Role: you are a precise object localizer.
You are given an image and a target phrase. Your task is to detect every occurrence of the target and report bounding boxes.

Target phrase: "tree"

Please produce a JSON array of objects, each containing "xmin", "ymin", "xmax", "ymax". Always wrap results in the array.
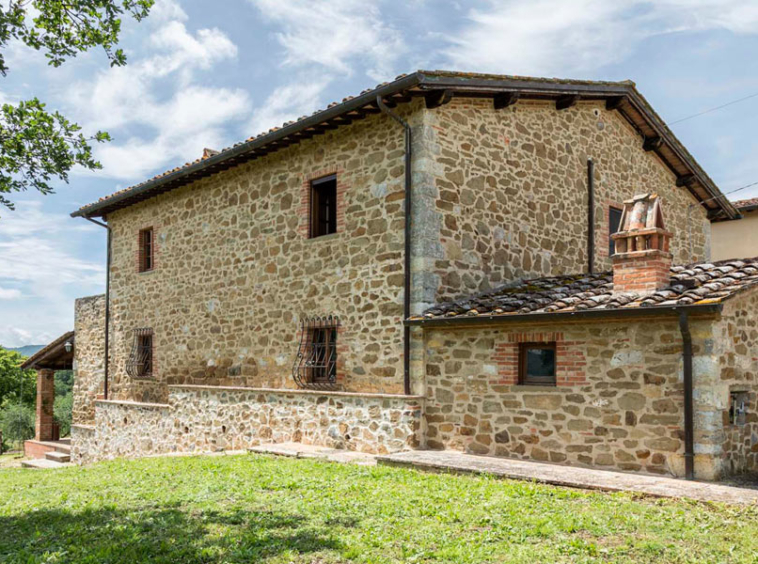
[
  {"xmin": 0, "ymin": 0, "xmax": 153, "ymax": 211},
  {"xmin": 0, "ymin": 346, "xmax": 35, "ymax": 407}
]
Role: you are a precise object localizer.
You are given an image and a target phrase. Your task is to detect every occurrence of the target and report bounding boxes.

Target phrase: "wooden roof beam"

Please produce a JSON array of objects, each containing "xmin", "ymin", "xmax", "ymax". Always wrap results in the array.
[
  {"xmin": 643, "ymin": 136, "xmax": 663, "ymax": 152},
  {"xmin": 605, "ymin": 96, "xmax": 626, "ymax": 111},
  {"xmin": 676, "ymin": 174, "xmax": 696, "ymax": 188},
  {"xmin": 425, "ymin": 89, "xmax": 453, "ymax": 109},
  {"xmin": 556, "ymin": 95, "xmax": 580, "ymax": 110},
  {"xmin": 493, "ymin": 92, "xmax": 519, "ymax": 110}
]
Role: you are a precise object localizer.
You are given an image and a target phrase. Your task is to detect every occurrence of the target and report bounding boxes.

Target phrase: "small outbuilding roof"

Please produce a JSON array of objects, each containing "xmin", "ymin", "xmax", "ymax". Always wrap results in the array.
[
  {"xmin": 411, "ymin": 258, "xmax": 758, "ymax": 326},
  {"xmin": 20, "ymin": 331, "xmax": 75, "ymax": 370},
  {"xmin": 732, "ymin": 198, "xmax": 758, "ymax": 213},
  {"xmin": 72, "ymin": 70, "xmax": 738, "ymax": 221}
]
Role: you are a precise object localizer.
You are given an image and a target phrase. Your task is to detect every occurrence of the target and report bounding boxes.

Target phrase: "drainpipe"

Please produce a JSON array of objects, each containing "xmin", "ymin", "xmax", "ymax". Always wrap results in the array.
[
  {"xmin": 678, "ymin": 310, "xmax": 695, "ymax": 480},
  {"xmin": 376, "ymin": 95, "xmax": 412, "ymax": 396},
  {"xmin": 85, "ymin": 217, "xmax": 111, "ymax": 400},
  {"xmin": 587, "ymin": 158, "xmax": 595, "ymax": 274}
]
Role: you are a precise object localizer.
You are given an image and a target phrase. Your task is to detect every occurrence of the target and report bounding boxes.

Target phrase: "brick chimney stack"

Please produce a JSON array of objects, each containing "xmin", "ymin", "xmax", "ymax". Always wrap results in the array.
[{"xmin": 611, "ymin": 193, "xmax": 673, "ymax": 294}]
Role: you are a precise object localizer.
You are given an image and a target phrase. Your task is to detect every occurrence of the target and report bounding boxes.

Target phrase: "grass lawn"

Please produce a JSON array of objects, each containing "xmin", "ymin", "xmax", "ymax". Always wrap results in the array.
[
  {"xmin": 1, "ymin": 454, "xmax": 757, "ymax": 563},
  {"xmin": 0, "ymin": 451, "xmax": 25, "ymax": 469}
]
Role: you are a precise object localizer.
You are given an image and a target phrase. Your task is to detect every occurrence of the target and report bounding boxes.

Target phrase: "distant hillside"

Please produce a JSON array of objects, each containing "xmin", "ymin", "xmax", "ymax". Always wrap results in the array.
[{"xmin": 3, "ymin": 344, "xmax": 45, "ymax": 357}]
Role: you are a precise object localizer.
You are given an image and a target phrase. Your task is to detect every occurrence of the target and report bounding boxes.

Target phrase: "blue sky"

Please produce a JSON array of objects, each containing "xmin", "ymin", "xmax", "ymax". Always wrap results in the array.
[{"xmin": 1, "ymin": 0, "xmax": 758, "ymax": 347}]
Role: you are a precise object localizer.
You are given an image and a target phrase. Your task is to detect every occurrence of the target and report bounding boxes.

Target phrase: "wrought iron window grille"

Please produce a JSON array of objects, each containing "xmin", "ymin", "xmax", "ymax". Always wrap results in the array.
[
  {"xmin": 293, "ymin": 316, "xmax": 340, "ymax": 389},
  {"xmin": 126, "ymin": 328, "xmax": 153, "ymax": 379}
]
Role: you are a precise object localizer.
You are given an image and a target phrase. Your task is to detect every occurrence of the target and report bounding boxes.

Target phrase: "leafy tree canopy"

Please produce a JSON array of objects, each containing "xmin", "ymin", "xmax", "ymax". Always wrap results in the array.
[
  {"xmin": 0, "ymin": 0, "xmax": 153, "ymax": 211},
  {"xmin": 0, "ymin": 346, "xmax": 35, "ymax": 407}
]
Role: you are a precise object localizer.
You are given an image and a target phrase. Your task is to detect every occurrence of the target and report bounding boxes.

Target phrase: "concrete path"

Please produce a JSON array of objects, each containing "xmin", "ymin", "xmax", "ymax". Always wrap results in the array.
[
  {"xmin": 377, "ymin": 450, "xmax": 758, "ymax": 506},
  {"xmin": 249, "ymin": 442, "xmax": 377, "ymax": 466}
]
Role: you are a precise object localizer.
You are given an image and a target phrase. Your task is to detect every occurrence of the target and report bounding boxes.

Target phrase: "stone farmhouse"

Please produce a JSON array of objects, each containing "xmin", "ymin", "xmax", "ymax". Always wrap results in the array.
[
  {"xmin": 713, "ymin": 198, "xmax": 758, "ymax": 261},
  {"xmin": 21, "ymin": 71, "xmax": 758, "ymax": 480}
]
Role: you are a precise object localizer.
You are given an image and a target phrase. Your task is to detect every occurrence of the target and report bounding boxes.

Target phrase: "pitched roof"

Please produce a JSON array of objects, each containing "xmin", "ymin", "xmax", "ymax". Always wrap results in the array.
[
  {"xmin": 733, "ymin": 198, "xmax": 758, "ymax": 212},
  {"xmin": 72, "ymin": 70, "xmax": 738, "ymax": 221},
  {"xmin": 20, "ymin": 331, "xmax": 75, "ymax": 370},
  {"xmin": 413, "ymin": 258, "xmax": 758, "ymax": 324}
]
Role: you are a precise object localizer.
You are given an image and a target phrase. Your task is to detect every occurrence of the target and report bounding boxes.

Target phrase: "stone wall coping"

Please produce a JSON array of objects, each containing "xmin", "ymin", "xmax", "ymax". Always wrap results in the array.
[
  {"xmin": 168, "ymin": 384, "xmax": 424, "ymax": 401},
  {"xmin": 71, "ymin": 423, "xmax": 95, "ymax": 431},
  {"xmin": 511, "ymin": 385, "xmax": 568, "ymax": 393},
  {"xmin": 95, "ymin": 399, "xmax": 171, "ymax": 409}
]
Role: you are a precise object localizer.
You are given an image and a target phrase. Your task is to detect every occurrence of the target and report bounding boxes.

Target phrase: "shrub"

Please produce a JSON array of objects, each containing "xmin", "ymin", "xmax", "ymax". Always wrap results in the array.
[
  {"xmin": 54, "ymin": 393, "xmax": 73, "ymax": 438},
  {"xmin": 0, "ymin": 403, "xmax": 35, "ymax": 446}
]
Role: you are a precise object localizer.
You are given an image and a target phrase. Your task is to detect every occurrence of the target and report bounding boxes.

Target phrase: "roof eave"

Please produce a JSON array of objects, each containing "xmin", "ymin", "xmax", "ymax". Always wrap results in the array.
[{"xmin": 406, "ymin": 302, "xmax": 723, "ymax": 329}]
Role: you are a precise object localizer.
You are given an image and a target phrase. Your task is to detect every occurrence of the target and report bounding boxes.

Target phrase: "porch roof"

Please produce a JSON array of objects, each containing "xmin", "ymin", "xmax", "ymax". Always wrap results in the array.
[{"xmin": 20, "ymin": 331, "xmax": 75, "ymax": 370}]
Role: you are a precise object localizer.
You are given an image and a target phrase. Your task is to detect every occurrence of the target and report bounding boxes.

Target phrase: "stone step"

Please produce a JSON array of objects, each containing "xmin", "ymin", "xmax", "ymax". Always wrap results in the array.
[
  {"xmin": 21, "ymin": 458, "xmax": 71, "ymax": 469},
  {"xmin": 35, "ymin": 441, "xmax": 71, "ymax": 454},
  {"xmin": 45, "ymin": 451, "xmax": 71, "ymax": 463},
  {"xmin": 248, "ymin": 442, "xmax": 376, "ymax": 466}
]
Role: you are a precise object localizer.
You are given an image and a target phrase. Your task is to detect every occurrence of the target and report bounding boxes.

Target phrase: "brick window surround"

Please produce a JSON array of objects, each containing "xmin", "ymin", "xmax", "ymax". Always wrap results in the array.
[
  {"xmin": 136, "ymin": 226, "xmax": 159, "ymax": 273},
  {"xmin": 299, "ymin": 169, "xmax": 346, "ymax": 238},
  {"xmin": 597, "ymin": 200, "xmax": 624, "ymax": 261},
  {"xmin": 494, "ymin": 332, "xmax": 587, "ymax": 386}
]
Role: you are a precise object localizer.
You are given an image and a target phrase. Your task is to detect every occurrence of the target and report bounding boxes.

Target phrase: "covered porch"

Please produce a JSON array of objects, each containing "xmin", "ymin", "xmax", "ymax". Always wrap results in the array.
[{"xmin": 20, "ymin": 331, "xmax": 74, "ymax": 462}]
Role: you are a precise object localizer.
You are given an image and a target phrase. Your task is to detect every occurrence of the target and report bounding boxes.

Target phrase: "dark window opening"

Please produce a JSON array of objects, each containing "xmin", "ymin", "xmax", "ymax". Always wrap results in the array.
[
  {"xmin": 293, "ymin": 316, "xmax": 340, "ymax": 389},
  {"xmin": 608, "ymin": 207, "xmax": 623, "ymax": 256},
  {"xmin": 126, "ymin": 328, "xmax": 153, "ymax": 378},
  {"xmin": 729, "ymin": 391, "xmax": 748, "ymax": 426},
  {"xmin": 519, "ymin": 343, "xmax": 557, "ymax": 386},
  {"xmin": 310, "ymin": 175, "xmax": 337, "ymax": 238},
  {"xmin": 139, "ymin": 228, "xmax": 154, "ymax": 272}
]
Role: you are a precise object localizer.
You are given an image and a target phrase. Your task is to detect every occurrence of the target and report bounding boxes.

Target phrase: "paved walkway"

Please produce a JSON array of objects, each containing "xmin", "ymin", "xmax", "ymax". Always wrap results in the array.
[
  {"xmin": 247, "ymin": 442, "xmax": 758, "ymax": 505},
  {"xmin": 377, "ymin": 450, "xmax": 758, "ymax": 506}
]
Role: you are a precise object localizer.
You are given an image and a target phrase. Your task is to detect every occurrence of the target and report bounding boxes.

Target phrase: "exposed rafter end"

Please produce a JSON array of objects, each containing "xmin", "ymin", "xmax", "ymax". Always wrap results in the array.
[
  {"xmin": 424, "ymin": 89, "xmax": 453, "ymax": 109},
  {"xmin": 643, "ymin": 136, "xmax": 663, "ymax": 152},
  {"xmin": 556, "ymin": 94, "xmax": 580, "ymax": 110},
  {"xmin": 493, "ymin": 91, "xmax": 519, "ymax": 110},
  {"xmin": 605, "ymin": 96, "xmax": 626, "ymax": 111},
  {"xmin": 676, "ymin": 174, "xmax": 696, "ymax": 188}
]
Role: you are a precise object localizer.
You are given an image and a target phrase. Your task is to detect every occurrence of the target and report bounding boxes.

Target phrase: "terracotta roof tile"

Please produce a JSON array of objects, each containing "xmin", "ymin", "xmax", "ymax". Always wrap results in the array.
[
  {"xmin": 417, "ymin": 258, "xmax": 758, "ymax": 320},
  {"xmin": 733, "ymin": 198, "xmax": 758, "ymax": 210}
]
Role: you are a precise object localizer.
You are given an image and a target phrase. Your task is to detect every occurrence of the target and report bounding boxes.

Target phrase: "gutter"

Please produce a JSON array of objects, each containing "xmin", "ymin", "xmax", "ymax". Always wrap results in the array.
[
  {"xmin": 678, "ymin": 310, "xmax": 695, "ymax": 480},
  {"xmin": 587, "ymin": 158, "xmax": 595, "ymax": 273},
  {"xmin": 376, "ymin": 95, "xmax": 413, "ymax": 396},
  {"xmin": 405, "ymin": 303, "xmax": 723, "ymax": 328},
  {"xmin": 84, "ymin": 217, "xmax": 111, "ymax": 400}
]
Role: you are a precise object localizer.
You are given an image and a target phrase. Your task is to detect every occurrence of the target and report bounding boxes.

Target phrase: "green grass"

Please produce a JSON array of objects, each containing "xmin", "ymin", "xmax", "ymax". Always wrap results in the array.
[{"xmin": 1, "ymin": 454, "xmax": 757, "ymax": 563}]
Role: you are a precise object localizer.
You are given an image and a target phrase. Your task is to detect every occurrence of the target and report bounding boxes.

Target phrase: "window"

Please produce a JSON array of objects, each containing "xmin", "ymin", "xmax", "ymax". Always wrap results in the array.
[
  {"xmin": 729, "ymin": 391, "xmax": 749, "ymax": 426},
  {"xmin": 608, "ymin": 206, "xmax": 623, "ymax": 256},
  {"xmin": 293, "ymin": 316, "xmax": 339, "ymax": 388},
  {"xmin": 519, "ymin": 343, "xmax": 556, "ymax": 386},
  {"xmin": 126, "ymin": 328, "xmax": 153, "ymax": 378},
  {"xmin": 139, "ymin": 228, "xmax": 154, "ymax": 272},
  {"xmin": 310, "ymin": 175, "xmax": 337, "ymax": 238}
]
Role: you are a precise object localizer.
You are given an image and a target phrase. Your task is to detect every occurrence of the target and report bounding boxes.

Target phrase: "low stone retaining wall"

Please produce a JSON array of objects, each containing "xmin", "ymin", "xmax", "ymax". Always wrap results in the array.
[{"xmin": 71, "ymin": 385, "xmax": 423, "ymax": 464}]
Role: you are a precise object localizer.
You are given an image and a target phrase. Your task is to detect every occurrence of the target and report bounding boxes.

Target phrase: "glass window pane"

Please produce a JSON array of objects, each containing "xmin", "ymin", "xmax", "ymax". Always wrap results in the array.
[{"xmin": 526, "ymin": 347, "xmax": 555, "ymax": 378}]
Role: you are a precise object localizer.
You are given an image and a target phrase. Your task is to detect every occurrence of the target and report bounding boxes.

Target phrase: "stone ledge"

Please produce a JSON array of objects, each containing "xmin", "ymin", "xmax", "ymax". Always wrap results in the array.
[
  {"xmin": 510, "ymin": 385, "xmax": 566, "ymax": 393},
  {"xmin": 95, "ymin": 399, "xmax": 171, "ymax": 409},
  {"xmin": 168, "ymin": 384, "xmax": 424, "ymax": 402},
  {"xmin": 71, "ymin": 424, "xmax": 95, "ymax": 431}
]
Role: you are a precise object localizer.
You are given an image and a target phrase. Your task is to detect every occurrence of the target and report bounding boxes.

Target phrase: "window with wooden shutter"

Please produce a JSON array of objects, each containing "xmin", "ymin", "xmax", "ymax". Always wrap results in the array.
[
  {"xmin": 138, "ymin": 228, "xmax": 154, "ymax": 272},
  {"xmin": 310, "ymin": 175, "xmax": 337, "ymax": 238}
]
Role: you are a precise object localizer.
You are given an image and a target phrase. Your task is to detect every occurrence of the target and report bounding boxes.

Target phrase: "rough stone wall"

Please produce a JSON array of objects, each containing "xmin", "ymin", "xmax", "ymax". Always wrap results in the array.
[
  {"xmin": 415, "ymin": 98, "xmax": 711, "ymax": 307},
  {"xmin": 71, "ymin": 386, "xmax": 422, "ymax": 464},
  {"xmin": 72, "ymin": 294, "xmax": 105, "ymax": 424},
  {"xmin": 714, "ymin": 287, "xmax": 758, "ymax": 474},
  {"xmin": 106, "ymin": 102, "xmax": 423, "ymax": 402},
  {"xmin": 423, "ymin": 317, "xmax": 723, "ymax": 479}
]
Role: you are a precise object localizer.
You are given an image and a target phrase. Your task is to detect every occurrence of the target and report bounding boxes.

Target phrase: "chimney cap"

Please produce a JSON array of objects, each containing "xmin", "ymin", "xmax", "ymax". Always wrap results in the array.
[{"xmin": 203, "ymin": 148, "xmax": 220, "ymax": 159}]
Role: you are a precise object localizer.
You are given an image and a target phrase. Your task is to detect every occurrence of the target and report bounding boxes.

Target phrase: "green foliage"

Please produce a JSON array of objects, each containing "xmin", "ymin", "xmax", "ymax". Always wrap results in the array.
[
  {"xmin": 0, "ymin": 402, "xmax": 34, "ymax": 445},
  {"xmin": 0, "ymin": 346, "xmax": 35, "ymax": 408},
  {"xmin": 1, "ymin": 454, "xmax": 758, "ymax": 563},
  {"xmin": 54, "ymin": 369, "xmax": 73, "ymax": 397},
  {"xmin": 53, "ymin": 391, "xmax": 72, "ymax": 437},
  {"xmin": 0, "ymin": 0, "xmax": 154, "ymax": 210}
]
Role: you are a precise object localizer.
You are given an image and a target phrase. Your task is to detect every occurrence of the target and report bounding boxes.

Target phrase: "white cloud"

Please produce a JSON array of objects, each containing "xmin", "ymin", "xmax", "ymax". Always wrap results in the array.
[
  {"xmin": 0, "ymin": 287, "xmax": 21, "ymax": 300},
  {"xmin": 251, "ymin": 0, "xmax": 405, "ymax": 81},
  {"xmin": 65, "ymin": 0, "xmax": 248, "ymax": 181},
  {"xmin": 248, "ymin": 77, "xmax": 331, "ymax": 137},
  {"xmin": 0, "ymin": 327, "xmax": 50, "ymax": 349},
  {"xmin": 445, "ymin": 0, "xmax": 758, "ymax": 76}
]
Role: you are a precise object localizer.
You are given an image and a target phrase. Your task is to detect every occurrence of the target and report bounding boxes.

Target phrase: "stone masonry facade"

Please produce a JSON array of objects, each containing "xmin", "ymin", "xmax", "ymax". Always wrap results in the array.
[
  {"xmin": 72, "ymin": 294, "xmax": 105, "ymax": 425},
  {"xmin": 71, "ymin": 386, "xmax": 422, "ymax": 465},
  {"xmin": 422, "ymin": 316, "xmax": 731, "ymax": 479}
]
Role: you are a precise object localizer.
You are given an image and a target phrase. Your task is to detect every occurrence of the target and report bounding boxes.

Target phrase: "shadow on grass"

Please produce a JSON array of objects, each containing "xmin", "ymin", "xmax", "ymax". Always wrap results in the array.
[{"xmin": 0, "ymin": 505, "xmax": 342, "ymax": 563}]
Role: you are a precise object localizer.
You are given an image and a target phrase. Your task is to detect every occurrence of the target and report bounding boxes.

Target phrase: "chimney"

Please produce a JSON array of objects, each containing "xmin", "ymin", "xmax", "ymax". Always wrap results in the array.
[
  {"xmin": 611, "ymin": 193, "xmax": 673, "ymax": 294},
  {"xmin": 203, "ymin": 148, "xmax": 219, "ymax": 159}
]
